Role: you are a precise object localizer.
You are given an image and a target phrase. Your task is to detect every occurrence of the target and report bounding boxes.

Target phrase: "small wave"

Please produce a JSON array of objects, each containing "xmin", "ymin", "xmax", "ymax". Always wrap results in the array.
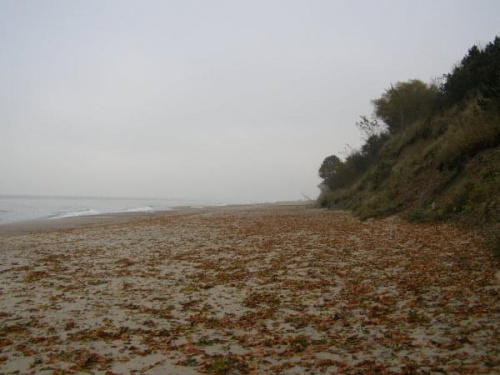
[
  {"xmin": 47, "ymin": 206, "xmax": 162, "ymax": 220},
  {"xmin": 113, "ymin": 206, "xmax": 155, "ymax": 213},
  {"xmin": 48, "ymin": 209, "xmax": 101, "ymax": 219}
]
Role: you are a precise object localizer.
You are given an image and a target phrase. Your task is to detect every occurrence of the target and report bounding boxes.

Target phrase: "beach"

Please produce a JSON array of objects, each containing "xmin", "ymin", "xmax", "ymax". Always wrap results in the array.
[{"xmin": 0, "ymin": 203, "xmax": 499, "ymax": 374}]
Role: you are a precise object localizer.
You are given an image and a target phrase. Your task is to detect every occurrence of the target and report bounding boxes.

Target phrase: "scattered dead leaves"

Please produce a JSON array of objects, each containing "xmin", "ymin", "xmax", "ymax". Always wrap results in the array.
[{"xmin": 0, "ymin": 206, "xmax": 499, "ymax": 374}]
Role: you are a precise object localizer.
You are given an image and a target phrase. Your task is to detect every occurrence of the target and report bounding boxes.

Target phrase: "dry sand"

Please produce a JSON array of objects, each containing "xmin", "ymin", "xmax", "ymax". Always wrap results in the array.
[{"xmin": 0, "ymin": 203, "xmax": 499, "ymax": 374}]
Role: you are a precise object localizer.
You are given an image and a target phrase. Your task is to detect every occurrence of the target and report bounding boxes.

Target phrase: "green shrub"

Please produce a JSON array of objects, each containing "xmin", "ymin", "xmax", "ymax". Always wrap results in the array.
[
  {"xmin": 452, "ymin": 182, "xmax": 474, "ymax": 213},
  {"xmin": 406, "ymin": 208, "xmax": 427, "ymax": 222},
  {"xmin": 368, "ymin": 161, "xmax": 393, "ymax": 188},
  {"xmin": 438, "ymin": 103, "xmax": 500, "ymax": 169},
  {"xmin": 317, "ymin": 38, "xmax": 500, "ymax": 225},
  {"xmin": 493, "ymin": 234, "xmax": 500, "ymax": 258}
]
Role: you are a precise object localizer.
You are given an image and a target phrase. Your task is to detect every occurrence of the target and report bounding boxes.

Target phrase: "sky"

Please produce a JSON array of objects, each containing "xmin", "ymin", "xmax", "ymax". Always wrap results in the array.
[{"xmin": 0, "ymin": 1, "xmax": 499, "ymax": 203}]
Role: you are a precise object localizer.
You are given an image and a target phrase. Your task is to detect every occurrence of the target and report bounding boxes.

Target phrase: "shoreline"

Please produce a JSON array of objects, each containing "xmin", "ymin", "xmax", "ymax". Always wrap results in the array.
[
  {"xmin": 0, "ymin": 201, "xmax": 311, "ymax": 236},
  {"xmin": 0, "ymin": 206, "xmax": 197, "ymax": 236}
]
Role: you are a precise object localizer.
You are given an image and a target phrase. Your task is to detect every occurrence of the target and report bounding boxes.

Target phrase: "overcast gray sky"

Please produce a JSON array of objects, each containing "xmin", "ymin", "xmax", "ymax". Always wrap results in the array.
[{"xmin": 0, "ymin": 1, "xmax": 499, "ymax": 203}]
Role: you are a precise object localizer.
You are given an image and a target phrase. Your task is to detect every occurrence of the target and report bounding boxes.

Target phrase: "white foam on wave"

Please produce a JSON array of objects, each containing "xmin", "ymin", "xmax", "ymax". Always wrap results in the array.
[
  {"xmin": 48, "ymin": 205, "xmax": 163, "ymax": 220},
  {"xmin": 115, "ymin": 206, "xmax": 155, "ymax": 213},
  {"xmin": 49, "ymin": 209, "xmax": 101, "ymax": 219}
]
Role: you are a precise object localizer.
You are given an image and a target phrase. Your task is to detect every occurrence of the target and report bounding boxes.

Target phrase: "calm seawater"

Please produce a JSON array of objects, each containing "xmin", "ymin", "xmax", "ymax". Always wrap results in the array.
[{"xmin": 0, "ymin": 195, "xmax": 210, "ymax": 224}]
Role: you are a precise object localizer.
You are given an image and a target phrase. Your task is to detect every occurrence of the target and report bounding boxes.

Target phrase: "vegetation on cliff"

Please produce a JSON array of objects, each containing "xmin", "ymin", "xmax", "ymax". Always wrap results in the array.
[{"xmin": 318, "ymin": 37, "xmax": 500, "ymax": 251}]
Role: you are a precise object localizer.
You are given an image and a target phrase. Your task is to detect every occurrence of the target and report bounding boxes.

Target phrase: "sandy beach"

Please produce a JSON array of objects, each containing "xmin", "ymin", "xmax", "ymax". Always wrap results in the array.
[{"xmin": 0, "ymin": 203, "xmax": 499, "ymax": 374}]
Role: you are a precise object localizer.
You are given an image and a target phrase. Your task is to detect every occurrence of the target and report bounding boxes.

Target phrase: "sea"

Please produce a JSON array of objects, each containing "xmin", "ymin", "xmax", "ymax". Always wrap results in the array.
[{"xmin": 0, "ymin": 195, "xmax": 212, "ymax": 224}]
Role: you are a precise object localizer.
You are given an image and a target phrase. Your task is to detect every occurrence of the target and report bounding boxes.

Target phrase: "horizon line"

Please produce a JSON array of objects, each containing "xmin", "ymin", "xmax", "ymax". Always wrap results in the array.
[{"xmin": 0, "ymin": 193, "xmax": 204, "ymax": 202}]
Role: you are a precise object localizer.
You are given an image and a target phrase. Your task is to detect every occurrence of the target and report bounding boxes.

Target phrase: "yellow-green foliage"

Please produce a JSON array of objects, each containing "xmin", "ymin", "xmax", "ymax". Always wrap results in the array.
[
  {"xmin": 318, "ymin": 39, "xmax": 500, "ymax": 255},
  {"xmin": 493, "ymin": 231, "xmax": 500, "ymax": 258},
  {"xmin": 320, "ymin": 99, "xmax": 500, "ymax": 228},
  {"xmin": 435, "ymin": 102, "xmax": 500, "ymax": 168}
]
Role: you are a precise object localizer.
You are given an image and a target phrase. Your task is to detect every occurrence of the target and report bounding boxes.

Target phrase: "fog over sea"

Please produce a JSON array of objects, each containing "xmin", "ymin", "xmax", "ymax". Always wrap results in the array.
[{"xmin": 0, "ymin": 195, "xmax": 212, "ymax": 224}]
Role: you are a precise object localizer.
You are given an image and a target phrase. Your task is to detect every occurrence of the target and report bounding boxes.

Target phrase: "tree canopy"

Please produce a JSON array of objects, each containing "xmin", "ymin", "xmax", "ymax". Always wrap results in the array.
[
  {"xmin": 372, "ymin": 80, "xmax": 439, "ymax": 133},
  {"xmin": 442, "ymin": 36, "xmax": 500, "ymax": 109}
]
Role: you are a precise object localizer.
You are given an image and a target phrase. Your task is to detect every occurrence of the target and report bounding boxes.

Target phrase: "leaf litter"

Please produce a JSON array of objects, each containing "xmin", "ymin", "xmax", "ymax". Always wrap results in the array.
[{"xmin": 0, "ymin": 205, "xmax": 499, "ymax": 374}]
